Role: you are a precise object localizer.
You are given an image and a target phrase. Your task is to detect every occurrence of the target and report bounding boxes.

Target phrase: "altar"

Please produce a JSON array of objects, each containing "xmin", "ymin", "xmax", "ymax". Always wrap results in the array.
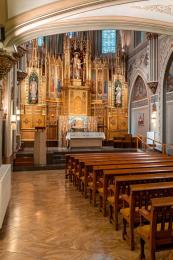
[{"xmin": 66, "ymin": 132, "xmax": 105, "ymax": 148}]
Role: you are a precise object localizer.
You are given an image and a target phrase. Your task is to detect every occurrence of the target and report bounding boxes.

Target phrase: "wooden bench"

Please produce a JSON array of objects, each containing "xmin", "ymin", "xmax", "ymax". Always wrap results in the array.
[
  {"xmin": 120, "ymin": 182, "xmax": 173, "ymax": 250},
  {"xmin": 65, "ymin": 151, "xmax": 162, "ymax": 178},
  {"xmin": 69, "ymin": 154, "xmax": 163, "ymax": 186},
  {"xmin": 77, "ymin": 155, "xmax": 168, "ymax": 194},
  {"xmin": 136, "ymin": 196, "xmax": 173, "ymax": 260},
  {"xmin": 78, "ymin": 157, "xmax": 171, "ymax": 193},
  {"xmin": 107, "ymin": 173, "xmax": 173, "ymax": 230},
  {"xmin": 94, "ymin": 164, "xmax": 173, "ymax": 213}
]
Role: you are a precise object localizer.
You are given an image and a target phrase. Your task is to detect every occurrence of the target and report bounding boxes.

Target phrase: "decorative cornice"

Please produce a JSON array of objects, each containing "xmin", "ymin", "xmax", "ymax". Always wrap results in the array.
[
  {"xmin": 17, "ymin": 70, "xmax": 28, "ymax": 82},
  {"xmin": 0, "ymin": 50, "xmax": 17, "ymax": 80},
  {"xmin": 13, "ymin": 46, "xmax": 27, "ymax": 60},
  {"xmin": 146, "ymin": 32, "xmax": 158, "ymax": 40},
  {"xmin": 147, "ymin": 81, "xmax": 158, "ymax": 94},
  {"xmin": 131, "ymin": 98, "xmax": 148, "ymax": 108},
  {"xmin": 134, "ymin": 5, "xmax": 173, "ymax": 17}
]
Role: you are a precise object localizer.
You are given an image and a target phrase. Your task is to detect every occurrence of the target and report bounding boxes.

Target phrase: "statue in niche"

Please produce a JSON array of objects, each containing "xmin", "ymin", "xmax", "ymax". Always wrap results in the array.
[
  {"xmin": 71, "ymin": 52, "xmax": 82, "ymax": 79},
  {"xmin": 57, "ymin": 79, "xmax": 62, "ymax": 98},
  {"xmin": 28, "ymin": 73, "xmax": 38, "ymax": 104},
  {"xmin": 98, "ymin": 81, "xmax": 102, "ymax": 99},
  {"xmin": 114, "ymin": 80, "xmax": 122, "ymax": 107}
]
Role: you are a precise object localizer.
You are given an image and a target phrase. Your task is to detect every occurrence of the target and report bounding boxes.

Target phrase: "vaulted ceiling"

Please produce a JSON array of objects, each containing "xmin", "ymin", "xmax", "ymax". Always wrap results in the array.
[{"xmin": 4, "ymin": 0, "xmax": 173, "ymax": 46}]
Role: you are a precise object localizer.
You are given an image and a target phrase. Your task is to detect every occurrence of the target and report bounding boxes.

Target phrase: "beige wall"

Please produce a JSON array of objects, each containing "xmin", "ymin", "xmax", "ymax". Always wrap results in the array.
[
  {"xmin": 0, "ymin": 0, "xmax": 7, "ymax": 26},
  {"xmin": 7, "ymin": 0, "xmax": 58, "ymax": 18}
]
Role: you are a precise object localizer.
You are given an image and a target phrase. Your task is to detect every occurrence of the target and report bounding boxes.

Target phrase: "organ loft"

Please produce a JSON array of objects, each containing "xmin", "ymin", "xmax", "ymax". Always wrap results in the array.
[{"xmin": 19, "ymin": 31, "xmax": 128, "ymax": 148}]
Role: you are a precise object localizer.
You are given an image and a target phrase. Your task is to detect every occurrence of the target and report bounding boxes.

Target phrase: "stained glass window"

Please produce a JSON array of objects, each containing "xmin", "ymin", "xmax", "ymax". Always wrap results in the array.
[
  {"xmin": 37, "ymin": 36, "xmax": 44, "ymax": 47},
  {"xmin": 102, "ymin": 30, "xmax": 116, "ymax": 54},
  {"xmin": 67, "ymin": 32, "xmax": 75, "ymax": 38}
]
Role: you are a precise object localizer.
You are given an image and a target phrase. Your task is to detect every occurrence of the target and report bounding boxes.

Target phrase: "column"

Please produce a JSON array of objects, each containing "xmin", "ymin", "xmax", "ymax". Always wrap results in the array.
[{"xmin": 147, "ymin": 33, "xmax": 158, "ymax": 94}]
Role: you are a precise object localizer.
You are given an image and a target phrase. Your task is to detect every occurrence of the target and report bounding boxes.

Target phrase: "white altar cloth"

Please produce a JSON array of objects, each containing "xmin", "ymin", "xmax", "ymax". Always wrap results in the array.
[{"xmin": 66, "ymin": 132, "xmax": 105, "ymax": 148}]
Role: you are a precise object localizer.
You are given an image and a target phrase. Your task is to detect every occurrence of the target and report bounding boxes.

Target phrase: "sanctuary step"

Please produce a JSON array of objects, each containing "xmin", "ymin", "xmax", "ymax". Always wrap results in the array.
[
  {"xmin": 14, "ymin": 155, "xmax": 34, "ymax": 166},
  {"xmin": 13, "ymin": 147, "xmax": 139, "ymax": 171}
]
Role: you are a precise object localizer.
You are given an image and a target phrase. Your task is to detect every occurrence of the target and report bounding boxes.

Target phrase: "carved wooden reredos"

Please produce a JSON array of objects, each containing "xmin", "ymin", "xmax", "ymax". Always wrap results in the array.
[{"xmin": 20, "ymin": 31, "xmax": 128, "ymax": 145}]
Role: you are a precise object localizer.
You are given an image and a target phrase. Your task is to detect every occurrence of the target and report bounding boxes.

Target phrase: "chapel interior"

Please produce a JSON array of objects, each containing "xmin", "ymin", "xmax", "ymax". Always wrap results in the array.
[{"xmin": 1, "ymin": 1, "xmax": 173, "ymax": 260}]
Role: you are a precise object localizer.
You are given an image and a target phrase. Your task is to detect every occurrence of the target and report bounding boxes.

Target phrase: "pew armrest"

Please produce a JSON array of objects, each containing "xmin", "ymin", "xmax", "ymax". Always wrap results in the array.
[
  {"xmin": 138, "ymin": 208, "xmax": 151, "ymax": 222},
  {"xmin": 121, "ymin": 194, "xmax": 130, "ymax": 204}
]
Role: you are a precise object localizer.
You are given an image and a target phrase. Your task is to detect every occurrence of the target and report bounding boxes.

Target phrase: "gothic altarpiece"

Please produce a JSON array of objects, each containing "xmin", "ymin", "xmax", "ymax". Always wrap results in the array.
[{"xmin": 20, "ymin": 32, "xmax": 128, "ymax": 147}]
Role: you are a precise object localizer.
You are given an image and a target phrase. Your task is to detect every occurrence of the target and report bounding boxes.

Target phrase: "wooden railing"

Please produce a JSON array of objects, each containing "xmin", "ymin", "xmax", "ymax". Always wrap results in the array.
[{"xmin": 136, "ymin": 134, "xmax": 168, "ymax": 156}]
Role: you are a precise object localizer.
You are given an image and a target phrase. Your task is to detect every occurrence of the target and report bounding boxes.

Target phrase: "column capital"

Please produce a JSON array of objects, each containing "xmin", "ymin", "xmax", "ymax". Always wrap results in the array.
[
  {"xmin": 146, "ymin": 32, "xmax": 158, "ymax": 40},
  {"xmin": 0, "ymin": 50, "xmax": 16, "ymax": 80},
  {"xmin": 147, "ymin": 81, "xmax": 158, "ymax": 94}
]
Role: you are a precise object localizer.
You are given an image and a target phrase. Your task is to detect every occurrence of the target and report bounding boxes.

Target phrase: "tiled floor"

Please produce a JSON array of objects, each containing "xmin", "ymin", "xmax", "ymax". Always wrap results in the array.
[{"xmin": 0, "ymin": 170, "xmax": 172, "ymax": 260}]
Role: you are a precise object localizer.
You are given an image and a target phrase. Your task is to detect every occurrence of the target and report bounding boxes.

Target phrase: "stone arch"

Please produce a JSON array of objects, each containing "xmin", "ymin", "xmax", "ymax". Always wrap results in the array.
[
  {"xmin": 129, "ymin": 74, "xmax": 149, "ymax": 136},
  {"xmin": 162, "ymin": 51, "xmax": 173, "ymax": 146},
  {"xmin": 158, "ymin": 36, "xmax": 173, "ymax": 143},
  {"xmin": 128, "ymin": 70, "xmax": 148, "ymax": 133}
]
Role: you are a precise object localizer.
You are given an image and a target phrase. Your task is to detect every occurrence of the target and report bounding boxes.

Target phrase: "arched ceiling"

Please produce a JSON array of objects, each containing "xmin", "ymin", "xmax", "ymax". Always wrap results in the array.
[{"xmin": 5, "ymin": 0, "xmax": 173, "ymax": 46}]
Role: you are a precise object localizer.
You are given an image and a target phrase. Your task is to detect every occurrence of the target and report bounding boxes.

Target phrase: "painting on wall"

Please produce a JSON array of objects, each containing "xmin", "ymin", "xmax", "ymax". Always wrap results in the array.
[
  {"xmin": 138, "ymin": 113, "xmax": 144, "ymax": 126},
  {"xmin": 132, "ymin": 76, "xmax": 147, "ymax": 101},
  {"xmin": 114, "ymin": 80, "xmax": 122, "ymax": 107},
  {"xmin": 28, "ymin": 73, "xmax": 38, "ymax": 104},
  {"xmin": 166, "ymin": 60, "xmax": 173, "ymax": 92}
]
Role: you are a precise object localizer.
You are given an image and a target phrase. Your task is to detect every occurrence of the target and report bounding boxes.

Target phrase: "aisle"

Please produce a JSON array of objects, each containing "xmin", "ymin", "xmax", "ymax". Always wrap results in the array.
[{"xmin": 0, "ymin": 170, "xmax": 171, "ymax": 260}]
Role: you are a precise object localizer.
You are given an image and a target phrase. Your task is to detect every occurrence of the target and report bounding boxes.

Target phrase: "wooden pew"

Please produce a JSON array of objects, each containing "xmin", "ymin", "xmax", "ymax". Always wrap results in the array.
[
  {"xmin": 70, "ymin": 154, "xmax": 164, "ymax": 185},
  {"xmin": 98, "ymin": 166, "xmax": 173, "ymax": 217},
  {"xmin": 92, "ymin": 163, "xmax": 173, "ymax": 211},
  {"xmin": 78, "ymin": 157, "xmax": 173, "ymax": 194},
  {"xmin": 120, "ymin": 182, "xmax": 173, "ymax": 250},
  {"xmin": 107, "ymin": 173, "xmax": 173, "ymax": 230},
  {"xmin": 65, "ymin": 152, "xmax": 162, "ymax": 178},
  {"xmin": 75, "ymin": 155, "xmax": 167, "ymax": 192},
  {"xmin": 81, "ymin": 157, "xmax": 173, "ymax": 197},
  {"xmin": 136, "ymin": 196, "xmax": 173, "ymax": 260},
  {"xmin": 78, "ymin": 157, "xmax": 172, "ymax": 193}
]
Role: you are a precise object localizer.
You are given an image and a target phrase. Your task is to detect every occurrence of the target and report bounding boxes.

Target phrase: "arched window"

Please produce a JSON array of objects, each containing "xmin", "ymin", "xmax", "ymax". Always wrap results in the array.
[
  {"xmin": 102, "ymin": 30, "xmax": 116, "ymax": 54},
  {"xmin": 37, "ymin": 36, "xmax": 44, "ymax": 47},
  {"xmin": 67, "ymin": 32, "xmax": 75, "ymax": 38}
]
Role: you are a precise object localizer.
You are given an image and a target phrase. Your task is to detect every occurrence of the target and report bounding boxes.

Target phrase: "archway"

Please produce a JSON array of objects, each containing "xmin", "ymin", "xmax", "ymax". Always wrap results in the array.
[
  {"xmin": 130, "ymin": 75, "xmax": 149, "ymax": 136},
  {"xmin": 163, "ymin": 52, "xmax": 173, "ymax": 146},
  {"xmin": 4, "ymin": 1, "xmax": 173, "ymax": 46}
]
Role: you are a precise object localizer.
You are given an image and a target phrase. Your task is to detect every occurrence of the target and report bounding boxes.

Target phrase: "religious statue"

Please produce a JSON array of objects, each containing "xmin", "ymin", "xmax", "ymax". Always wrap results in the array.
[
  {"xmin": 114, "ymin": 80, "xmax": 122, "ymax": 107},
  {"xmin": 71, "ymin": 52, "xmax": 81, "ymax": 79},
  {"xmin": 28, "ymin": 73, "xmax": 38, "ymax": 104},
  {"xmin": 57, "ymin": 79, "xmax": 62, "ymax": 98}
]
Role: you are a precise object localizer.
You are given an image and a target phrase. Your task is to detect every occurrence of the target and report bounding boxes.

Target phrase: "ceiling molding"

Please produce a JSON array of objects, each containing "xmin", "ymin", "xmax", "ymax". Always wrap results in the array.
[
  {"xmin": 4, "ymin": 0, "xmax": 173, "ymax": 46},
  {"xmin": 5, "ymin": 16, "xmax": 173, "ymax": 46}
]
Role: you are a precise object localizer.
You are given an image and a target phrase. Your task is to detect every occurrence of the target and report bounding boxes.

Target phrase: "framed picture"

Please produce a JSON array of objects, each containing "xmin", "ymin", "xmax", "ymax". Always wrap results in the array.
[{"xmin": 138, "ymin": 113, "xmax": 144, "ymax": 126}]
